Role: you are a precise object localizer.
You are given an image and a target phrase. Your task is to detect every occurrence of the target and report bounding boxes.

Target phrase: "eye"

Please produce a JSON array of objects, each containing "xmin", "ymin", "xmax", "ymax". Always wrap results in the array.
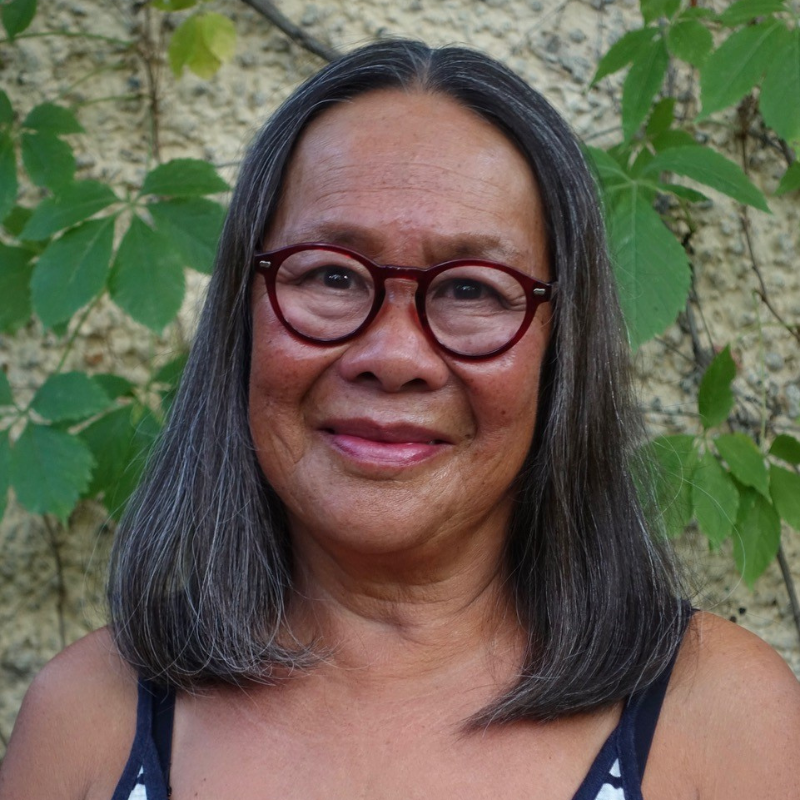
[
  {"xmin": 446, "ymin": 279, "xmax": 492, "ymax": 301},
  {"xmin": 315, "ymin": 266, "xmax": 358, "ymax": 290},
  {"xmin": 431, "ymin": 277, "xmax": 506, "ymax": 306},
  {"xmin": 295, "ymin": 264, "xmax": 370, "ymax": 295}
]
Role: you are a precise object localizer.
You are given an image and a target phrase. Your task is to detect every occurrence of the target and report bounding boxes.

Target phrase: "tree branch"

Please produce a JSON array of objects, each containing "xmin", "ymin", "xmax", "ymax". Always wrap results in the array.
[
  {"xmin": 777, "ymin": 543, "xmax": 800, "ymax": 646},
  {"xmin": 239, "ymin": 0, "xmax": 340, "ymax": 62}
]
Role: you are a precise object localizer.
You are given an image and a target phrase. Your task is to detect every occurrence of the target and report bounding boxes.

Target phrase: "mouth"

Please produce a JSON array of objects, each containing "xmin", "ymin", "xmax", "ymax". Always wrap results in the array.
[{"xmin": 318, "ymin": 418, "xmax": 452, "ymax": 467}]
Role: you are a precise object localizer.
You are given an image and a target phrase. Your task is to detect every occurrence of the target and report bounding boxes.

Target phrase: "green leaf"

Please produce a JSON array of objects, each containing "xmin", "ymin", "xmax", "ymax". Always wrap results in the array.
[
  {"xmin": 31, "ymin": 217, "xmax": 115, "ymax": 329},
  {"xmin": 591, "ymin": 28, "xmax": 659, "ymax": 85},
  {"xmin": 775, "ymin": 161, "xmax": 800, "ymax": 195},
  {"xmin": 646, "ymin": 98, "xmax": 675, "ymax": 139},
  {"xmin": 93, "ymin": 373, "xmax": 135, "ymax": 400},
  {"xmin": 0, "ymin": 430, "xmax": 9, "ymax": 523},
  {"xmin": 622, "ymin": 36, "xmax": 669, "ymax": 141},
  {"xmin": 31, "ymin": 371, "xmax": 111, "ymax": 423},
  {"xmin": 770, "ymin": 464, "xmax": 800, "ymax": 530},
  {"xmin": 769, "ymin": 434, "xmax": 800, "ymax": 464},
  {"xmin": 148, "ymin": 198, "xmax": 223, "ymax": 274},
  {"xmin": 698, "ymin": 344, "xmax": 736, "ymax": 428},
  {"xmin": 0, "ymin": 371, "xmax": 12, "ymax": 406},
  {"xmin": 692, "ymin": 450, "xmax": 740, "ymax": 548},
  {"xmin": 641, "ymin": 0, "xmax": 681, "ymax": 23},
  {"xmin": 20, "ymin": 132, "xmax": 76, "ymax": 190},
  {"xmin": 153, "ymin": 352, "xmax": 189, "ymax": 386},
  {"xmin": 21, "ymin": 181, "xmax": 118, "ymax": 240},
  {"xmin": 643, "ymin": 145, "xmax": 769, "ymax": 211},
  {"xmin": 733, "ymin": 488, "xmax": 781, "ymax": 588},
  {"xmin": 667, "ymin": 18, "xmax": 713, "ymax": 66},
  {"xmin": 0, "ymin": 90, "xmax": 13, "ymax": 125},
  {"xmin": 168, "ymin": 12, "xmax": 236, "ymax": 79},
  {"xmin": 650, "ymin": 434, "xmax": 697, "ymax": 537},
  {"xmin": 630, "ymin": 148, "xmax": 655, "ymax": 177},
  {"xmin": 607, "ymin": 186, "xmax": 691, "ymax": 348},
  {"xmin": 651, "ymin": 130, "xmax": 698, "ymax": 151},
  {"xmin": 80, "ymin": 404, "xmax": 159, "ymax": 518},
  {"xmin": 109, "ymin": 215, "xmax": 185, "ymax": 332},
  {"xmin": 154, "ymin": 352, "xmax": 188, "ymax": 413},
  {"xmin": 1, "ymin": 0, "xmax": 37, "ymax": 39},
  {"xmin": 682, "ymin": 6, "xmax": 719, "ymax": 19},
  {"xmin": 0, "ymin": 132, "xmax": 18, "ymax": 223},
  {"xmin": 10, "ymin": 423, "xmax": 94, "ymax": 519},
  {"xmin": 0, "ymin": 242, "xmax": 33, "ymax": 332},
  {"xmin": 586, "ymin": 146, "xmax": 630, "ymax": 188},
  {"xmin": 760, "ymin": 28, "xmax": 800, "ymax": 149},
  {"xmin": 714, "ymin": 433, "xmax": 769, "ymax": 497},
  {"xmin": 698, "ymin": 20, "xmax": 784, "ymax": 119},
  {"xmin": 719, "ymin": 0, "xmax": 785, "ymax": 26},
  {"xmin": 3, "ymin": 205, "xmax": 32, "ymax": 237},
  {"xmin": 659, "ymin": 183, "xmax": 709, "ymax": 203},
  {"xmin": 140, "ymin": 158, "xmax": 228, "ymax": 198},
  {"xmin": 21, "ymin": 103, "xmax": 83, "ymax": 135}
]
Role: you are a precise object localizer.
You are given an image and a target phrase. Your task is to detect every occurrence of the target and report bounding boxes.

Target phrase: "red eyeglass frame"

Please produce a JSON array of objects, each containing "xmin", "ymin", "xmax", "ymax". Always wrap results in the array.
[{"xmin": 252, "ymin": 242, "xmax": 556, "ymax": 360}]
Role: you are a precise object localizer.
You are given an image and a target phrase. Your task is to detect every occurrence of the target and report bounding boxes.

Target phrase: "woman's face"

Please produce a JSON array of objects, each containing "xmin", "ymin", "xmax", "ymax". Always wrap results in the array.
[{"xmin": 249, "ymin": 90, "xmax": 552, "ymax": 563}]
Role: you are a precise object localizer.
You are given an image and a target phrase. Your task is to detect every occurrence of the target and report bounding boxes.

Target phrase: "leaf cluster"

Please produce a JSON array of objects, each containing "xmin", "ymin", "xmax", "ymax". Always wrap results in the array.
[
  {"xmin": 589, "ymin": 0, "xmax": 799, "ymax": 348},
  {"xmin": 649, "ymin": 347, "xmax": 800, "ymax": 587},
  {"xmin": 0, "ymin": 0, "xmax": 229, "ymax": 525}
]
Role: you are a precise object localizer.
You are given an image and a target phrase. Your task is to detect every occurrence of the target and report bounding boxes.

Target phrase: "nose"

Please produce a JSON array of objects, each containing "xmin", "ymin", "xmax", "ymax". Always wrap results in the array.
[{"xmin": 336, "ymin": 281, "xmax": 450, "ymax": 393}]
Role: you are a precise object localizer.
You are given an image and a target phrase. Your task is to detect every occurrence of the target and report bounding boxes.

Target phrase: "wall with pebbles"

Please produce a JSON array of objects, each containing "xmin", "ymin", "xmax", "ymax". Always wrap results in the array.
[{"xmin": 1, "ymin": 0, "xmax": 799, "ymax": 756}]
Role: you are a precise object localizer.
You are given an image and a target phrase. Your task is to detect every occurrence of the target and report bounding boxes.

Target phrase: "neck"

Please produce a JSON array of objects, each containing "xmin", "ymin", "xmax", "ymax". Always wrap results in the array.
[{"xmin": 286, "ymin": 516, "xmax": 524, "ymax": 692}]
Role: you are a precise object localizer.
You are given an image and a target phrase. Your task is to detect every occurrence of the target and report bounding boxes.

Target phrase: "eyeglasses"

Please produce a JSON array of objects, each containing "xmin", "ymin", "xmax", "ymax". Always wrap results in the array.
[{"xmin": 252, "ymin": 243, "xmax": 556, "ymax": 360}]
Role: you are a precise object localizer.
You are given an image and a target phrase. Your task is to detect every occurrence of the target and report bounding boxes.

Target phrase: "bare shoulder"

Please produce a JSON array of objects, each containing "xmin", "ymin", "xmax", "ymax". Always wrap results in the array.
[
  {"xmin": 667, "ymin": 610, "xmax": 800, "ymax": 799},
  {"xmin": 0, "ymin": 628, "xmax": 139, "ymax": 800}
]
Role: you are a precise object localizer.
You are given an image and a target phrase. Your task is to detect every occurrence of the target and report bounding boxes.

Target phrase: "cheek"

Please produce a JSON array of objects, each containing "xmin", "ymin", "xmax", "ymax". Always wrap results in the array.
[
  {"xmin": 248, "ymin": 297, "xmax": 345, "ymax": 471},
  {"xmin": 460, "ymin": 330, "xmax": 547, "ymax": 459},
  {"xmin": 248, "ymin": 302, "xmax": 311, "ymax": 469}
]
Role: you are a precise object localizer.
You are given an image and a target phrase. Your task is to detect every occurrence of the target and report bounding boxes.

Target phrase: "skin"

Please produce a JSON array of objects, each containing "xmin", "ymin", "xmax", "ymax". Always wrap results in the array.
[
  {"xmin": 247, "ymin": 89, "xmax": 552, "ymax": 660},
  {"xmin": 2, "ymin": 90, "xmax": 800, "ymax": 800}
]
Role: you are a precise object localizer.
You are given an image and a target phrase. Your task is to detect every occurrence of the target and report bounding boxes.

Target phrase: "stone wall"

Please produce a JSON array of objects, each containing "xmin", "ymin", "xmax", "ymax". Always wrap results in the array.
[{"xmin": 1, "ymin": 0, "xmax": 798, "ymax": 758}]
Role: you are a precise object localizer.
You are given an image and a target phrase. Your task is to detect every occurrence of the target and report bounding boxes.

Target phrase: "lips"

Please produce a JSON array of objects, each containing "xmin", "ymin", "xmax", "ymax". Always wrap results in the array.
[{"xmin": 318, "ymin": 418, "xmax": 452, "ymax": 467}]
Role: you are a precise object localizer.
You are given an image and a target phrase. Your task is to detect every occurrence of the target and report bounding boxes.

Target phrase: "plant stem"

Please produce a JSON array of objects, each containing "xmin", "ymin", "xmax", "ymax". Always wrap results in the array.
[
  {"xmin": 753, "ymin": 292, "xmax": 767, "ymax": 447},
  {"xmin": 239, "ymin": 0, "xmax": 340, "ymax": 62},
  {"xmin": 737, "ymin": 127, "xmax": 800, "ymax": 347},
  {"xmin": 52, "ymin": 294, "xmax": 104, "ymax": 377},
  {"xmin": 42, "ymin": 517, "xmax": 67, "ymax": 651},
  {"xmin": 55, "ymin": 62, "xmax": 128, "ymax": 101},
  {"xmin": 73, "ymin": 93, "xmax": 145, "ymax": 108},
  {"xmin": 138, "ymin": 5, "xmax": 162, "ymax": 165},
  {"xmin": 777, "ymin": 543, "xmax": 800, "ymax": 646},
  {"xmin": 741, "ymin": 212, "xmax": 800, "ymax": 347}
]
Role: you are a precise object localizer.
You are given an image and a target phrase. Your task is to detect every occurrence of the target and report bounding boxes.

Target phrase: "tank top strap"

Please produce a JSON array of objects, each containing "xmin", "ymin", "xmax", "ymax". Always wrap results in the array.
[
  {"xmin": 150, "ymin": 679, "xmax": 177, "ymax": 795},
  {"xmin": 619, "ymin": 603, "xmax": 695, "ymax": 784},
  {"xmin": 110, "ymin": 677, "xmax": 175, "ymax": 800}
]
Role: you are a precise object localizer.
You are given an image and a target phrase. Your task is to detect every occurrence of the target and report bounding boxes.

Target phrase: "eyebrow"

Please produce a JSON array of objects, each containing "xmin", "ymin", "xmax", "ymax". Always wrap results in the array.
[{"xmin": 283, "ymin": 222, "xmax": 530, "ymax": 266}]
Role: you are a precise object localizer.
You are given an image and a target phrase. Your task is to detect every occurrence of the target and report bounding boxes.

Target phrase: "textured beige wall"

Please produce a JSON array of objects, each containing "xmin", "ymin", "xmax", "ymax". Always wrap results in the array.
[{"xmin": 1, "ymin": 0, "xmax": 799, "ymax": 756}]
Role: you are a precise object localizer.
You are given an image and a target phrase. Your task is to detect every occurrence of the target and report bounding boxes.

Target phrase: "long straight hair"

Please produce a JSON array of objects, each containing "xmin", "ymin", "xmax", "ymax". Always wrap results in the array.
[{"xmin": 107, "ymin": 39, "xmax": 687, "ymax": 722}]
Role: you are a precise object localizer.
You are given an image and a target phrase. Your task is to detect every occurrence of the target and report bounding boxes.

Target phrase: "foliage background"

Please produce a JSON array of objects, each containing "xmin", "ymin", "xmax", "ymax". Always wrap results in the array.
[{"xmin": 1, "ymin": 0, "xmax": 799, "ymax": 758}]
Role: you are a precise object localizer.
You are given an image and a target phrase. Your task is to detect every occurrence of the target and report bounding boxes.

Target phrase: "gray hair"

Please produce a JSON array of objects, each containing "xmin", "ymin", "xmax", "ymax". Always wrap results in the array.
[{"xmin": 108, "ymin": 39, "xmax": 687, "ymax": 723}]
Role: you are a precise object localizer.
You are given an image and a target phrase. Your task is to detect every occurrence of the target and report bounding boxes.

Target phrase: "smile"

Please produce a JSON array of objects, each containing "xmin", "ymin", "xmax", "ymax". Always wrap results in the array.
[{"xmin": 319, "ymin": 419, "xmax": 452, "ymax": 467}]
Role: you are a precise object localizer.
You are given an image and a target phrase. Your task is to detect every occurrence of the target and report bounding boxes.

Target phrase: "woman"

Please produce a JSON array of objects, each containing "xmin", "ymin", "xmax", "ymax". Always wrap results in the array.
[{"xmin": 2, "ymin": 40, "xmax": 798, "ymax": 800}]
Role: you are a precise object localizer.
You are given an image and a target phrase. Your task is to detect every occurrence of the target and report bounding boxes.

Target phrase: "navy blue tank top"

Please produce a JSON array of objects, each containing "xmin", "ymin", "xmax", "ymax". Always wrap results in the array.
[{"xmin": 111, "ymin": 631, "xmax": 686, "ymax": 800}]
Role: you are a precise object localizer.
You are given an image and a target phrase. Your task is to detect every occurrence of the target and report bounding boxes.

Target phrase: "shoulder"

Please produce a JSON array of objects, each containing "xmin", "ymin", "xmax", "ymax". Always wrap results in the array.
[
  {"xmin": 662, "ymin": 610, "xmax": 800, "ymax": 799},
  {"xmin": 0, "ymin": 628, "xmax": 139, "ymax": 800}
]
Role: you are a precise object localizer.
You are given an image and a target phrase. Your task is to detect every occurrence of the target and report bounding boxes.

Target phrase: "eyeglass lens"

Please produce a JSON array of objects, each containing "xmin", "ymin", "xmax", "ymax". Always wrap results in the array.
[{"xmin": 274, "ymin": 248, "xmax": 529, "ymax": 357}]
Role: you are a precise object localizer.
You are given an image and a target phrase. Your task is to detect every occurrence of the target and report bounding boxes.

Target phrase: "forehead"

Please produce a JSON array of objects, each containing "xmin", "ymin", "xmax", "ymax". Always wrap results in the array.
[{"xmin": 266, "ymin": 90, "xmax": 548, "ymax": 271}]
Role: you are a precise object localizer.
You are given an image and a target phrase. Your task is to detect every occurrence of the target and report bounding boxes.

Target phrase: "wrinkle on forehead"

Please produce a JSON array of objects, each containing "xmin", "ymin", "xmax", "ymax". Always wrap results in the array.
[{"xmin": 266, "ymin": 89, "xmax": 549, "ymax": 276}]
